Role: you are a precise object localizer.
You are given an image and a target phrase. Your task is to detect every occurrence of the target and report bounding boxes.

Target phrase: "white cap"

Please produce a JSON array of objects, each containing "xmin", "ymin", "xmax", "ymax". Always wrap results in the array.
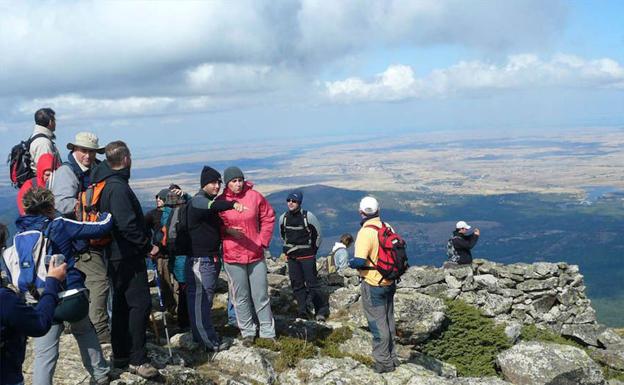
[
  {"xmin": 359, "ymin": 196, "xmax": 379, "ymax": 215},
  {"xmin": 456, "ymin": 221, "xmax": 471, "ymax": 230}
]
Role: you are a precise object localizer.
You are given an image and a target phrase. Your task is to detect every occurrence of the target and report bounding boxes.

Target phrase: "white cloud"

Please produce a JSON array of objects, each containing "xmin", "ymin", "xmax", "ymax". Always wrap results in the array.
[{"xmin": 325, "ymin": 54, "xmax": 624, "ymax": 102}]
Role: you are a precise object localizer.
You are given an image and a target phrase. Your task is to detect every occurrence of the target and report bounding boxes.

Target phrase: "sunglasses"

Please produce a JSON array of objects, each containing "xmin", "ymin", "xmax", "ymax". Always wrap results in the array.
[{"xmin": 286, "ymin": 199, "xmax": 299, "ymax": 203}]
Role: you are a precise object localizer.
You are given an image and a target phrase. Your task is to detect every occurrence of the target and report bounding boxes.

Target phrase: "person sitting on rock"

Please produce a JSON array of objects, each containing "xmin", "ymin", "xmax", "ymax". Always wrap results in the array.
[
  {"xmin": 446, "ymin": 221, "xmax": 480, "ymax": 265},
  {"xmin": 348, "ymin": 196, "xmax": 399, "ymax": 374},
  {"xmin": 329, "ymin": 233, "xmax": 353, "ymax": 273}
]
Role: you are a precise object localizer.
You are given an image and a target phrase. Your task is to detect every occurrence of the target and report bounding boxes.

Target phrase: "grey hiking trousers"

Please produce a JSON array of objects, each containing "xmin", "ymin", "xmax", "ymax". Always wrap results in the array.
[
  {"xmin": 75, "ymin": 248, "xmax": 110, "ymax": 343},
  {"xmin": 224, "ymin": 259, "xmax": 276, "ymax": 338},
  {"xmin": 361, "ymin": 281, "xmax": 397, "ymax": 368}
]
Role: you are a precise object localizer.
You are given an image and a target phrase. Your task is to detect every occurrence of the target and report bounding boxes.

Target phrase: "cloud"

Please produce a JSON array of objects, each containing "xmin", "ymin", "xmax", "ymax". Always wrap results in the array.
[{"xmin": 325, "ymin": 54, "xmax": 624, "ymax": 102}]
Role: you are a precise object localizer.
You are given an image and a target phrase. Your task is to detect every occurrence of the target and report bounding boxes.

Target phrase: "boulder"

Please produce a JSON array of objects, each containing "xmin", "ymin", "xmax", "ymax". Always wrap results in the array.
[
  {"xmin": 444, "ymin": 264, "xmax": 473, "ymax": 280},
  {"xmin": 516, "ymin": 277, "xmax": 558, "ymax": 292},
  {"xmin": 473, "ymin": 274, "xmax": 500, "ymax": 292},
  {"xmin": 503, "ymin": 322, "xmax": 523, "ymax": 344},
  {"xmin": 399, "ymin": 266, "xmax": 447, "ymax": 288},
  {"xmin": 210, "ymin": 345, "xmax": 277, "ymax": 384},
  {"xmin": 328, "ymin": 287, "xmax": 360, "ymax": 314},
  {"xmin": 169, "ymin": 332, "xmax": 200, "ymax": 351},
  {"xmin": 598, "ymin": 329, "xmax": 624, "ymax": 350},
  {"xmin": 478, "ymin": 292, "xmax": 513, "ymax": 317},
  {"xmin": 561, "ymin": 324, "xmax": 606, "ymax": 347},
  {"xmin": 267, "ymin": 273, "xmax": 290, "ymax": 289},
  {"xmin": 394, "ymin": 292, "xmax": 447, "ymax": 344},
  {"xmin": 588, "ymin": 347, "xmax": 624, "ymax": 371},
  {"xmin": 497, "ymin": 341, "xmax": 605, "ymax": 385},
  {"xmin": 159, "ymin": 365, "xmax": 211, "ymax": 385},
  {"xmin": 266, "ymin": 258, "xmax": 288, "ymax": 275}
]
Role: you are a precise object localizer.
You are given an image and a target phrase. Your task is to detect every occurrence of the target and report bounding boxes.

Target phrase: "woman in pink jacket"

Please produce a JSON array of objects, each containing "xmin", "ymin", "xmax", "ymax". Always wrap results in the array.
[{"xmin": 218, "ymin": 167, "xmax": 276, "ymax": 344}]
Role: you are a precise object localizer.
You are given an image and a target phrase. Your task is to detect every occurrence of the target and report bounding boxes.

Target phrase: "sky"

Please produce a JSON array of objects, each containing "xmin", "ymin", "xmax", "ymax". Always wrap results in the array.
[{"xmin": 0, "ymin": 0, "xmax": 623, "ymax": 154}]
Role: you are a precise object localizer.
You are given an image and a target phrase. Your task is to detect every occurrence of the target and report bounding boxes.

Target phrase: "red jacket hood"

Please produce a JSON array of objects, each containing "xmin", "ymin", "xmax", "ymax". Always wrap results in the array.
[{"xmin": 36, "ymin": 153, "xmax": 56, "ymax": 187}]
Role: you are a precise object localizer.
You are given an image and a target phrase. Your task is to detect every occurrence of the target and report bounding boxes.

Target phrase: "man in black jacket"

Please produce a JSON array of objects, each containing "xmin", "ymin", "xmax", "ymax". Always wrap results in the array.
[
  {"xmin": 90, "ymin": 141, "xmax": 159, "ymax": 379},
  {"xmin": 278, "ymin": 190, "xmax": 329, "ymax": 321},
  {"xmin": 448, "ymin": 220, "xmax": 480, "ymax": 265},
  {"xmin": 185, "ymin": 166, "xmax": 243, "ymax": 351}
]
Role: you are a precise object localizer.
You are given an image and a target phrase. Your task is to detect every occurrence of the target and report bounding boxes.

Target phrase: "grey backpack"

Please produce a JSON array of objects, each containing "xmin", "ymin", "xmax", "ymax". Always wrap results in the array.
[{"xmin": 446, "ymin": 237, "xmax": 460, "ymax": 263}]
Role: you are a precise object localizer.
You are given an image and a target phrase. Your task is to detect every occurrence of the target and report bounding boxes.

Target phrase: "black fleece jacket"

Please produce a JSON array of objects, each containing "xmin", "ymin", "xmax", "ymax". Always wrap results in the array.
[
  {"xmin": 91, "ymin": 160, "xmax": 151, "ymax": 261},
  {"xmin": 187, "ymin": 190, "xmax": 235, "ymax": 257},
  {"xmin": 451, "ymin": 230, "xmax": 479, "ymax": 264}
]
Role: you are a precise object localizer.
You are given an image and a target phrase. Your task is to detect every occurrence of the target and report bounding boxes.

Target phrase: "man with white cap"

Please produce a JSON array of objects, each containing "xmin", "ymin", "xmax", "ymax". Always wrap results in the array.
[
  {"xmin": 447, "ymin": 221, "xmax": 480, "ymax": 265},
  {"xmin": 49, "ymin": 131, "xmax": 111, "ymax": 344},
  {"xmin": 348, "ymin": 196, "xmax": 399, "ymax": 373}
]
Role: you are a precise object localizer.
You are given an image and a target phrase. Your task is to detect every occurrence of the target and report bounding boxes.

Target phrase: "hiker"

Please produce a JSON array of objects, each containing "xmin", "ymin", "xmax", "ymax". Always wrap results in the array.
[
  {"xmin": 29, "ymin": 108, "xmax": 61, "ymax": 174},
  {"xmin": 1, "ymin": 256, "xmax": 67, "ymax": 385},
  {"xmin": 447, "ymin": 221, "xmax": 480, "ymax": 265},
  {"xmin": 10, "ymin": 187, "xmax": 112, "ymax": 385},
  {"xmin": 218, "ymin": 166, "xmax": 276, "ymax": 345},
  {"xmin": 145, "ymin": 187, "xmax": 178, "ymax": 316},
  {"xmin": 184, "ymin": 166, "xmax": 244, "ymax": 351},
  {"xmin": 278, "ymin": 190, "xmax": 329, "ymax": 321},
  {"xmin": 330, "ymin": 233, "xmax": 354, "ymax": 272},
  {"xmin": 48, "ymin": 132, "xmax": 111, "ymax": 344},
  {"xmin": 90, "ymin": 141, "xmax": 159, "ymax": 378},
  {"xmin": 348, "ymin": 196, "xmax": 399, "ymax": 373},
  {"xmin": 16, "ymin": 153, "xmax": 56, "ymax": 215}
]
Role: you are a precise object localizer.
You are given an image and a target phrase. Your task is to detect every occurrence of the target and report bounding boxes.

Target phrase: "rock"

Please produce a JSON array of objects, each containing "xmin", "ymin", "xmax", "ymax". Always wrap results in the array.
[
  {"xmin": 574, "ymin": 307, "xmax": 598, "ymax": 324},
  {"xmin": 444, "ymin": 264, "xmax": 473, "ymax": 280},
  {"xmin": 445, "ymin": 288, "xmax": 461, "ymax": 300},
  {"xmin": 473, "ymin": 274, "xmax": 499, "ymax": 291},
  {"xmin": 588, "ymin": 347, "xmax": 624, "ymax": 371},
  {"xmin": 267, "ymin": 273, "xmax": 290, "ymax": 289},
  {"xmin": 276, "ymin": 317, "xmax": 333, "ymax": 341},
  {"xmin": 533, "ymin": 262, "xmax": 560, "ymax": 278},
  {"xmin": 530, "ymin": 294, "xmax": 558, "ymax": 314},
  {"xmin": 598, "ymin": 328, "xmax": 624, "ymax": 350},
  {"xmin": 479, "ymin": 292, "xmax": 513, "ymax": 317},
  {"xmin": 266, "ymin": 258, "xmax": 288, "ymax": 275},
  {"xmin": 497, "ymin": 341, "xmax": 605, "ymax": 385},
  {"xmin": 417, "ymin": 283, "xmax": 449, "ymax": 297},
  {"xmin": 561, "ymin": 324, "xmax": 606, "ymax": 347},
  {"xmin": 210, "ymin": 345, "xmax": 277, "ymax": 384},
  {"xmin": 169, "ymin": 332, "xmax": 200, "ymax": 351},
  {"xmin": 159, "ymin": 365, "xmax": 211, "ymax": 385},
  {"xmin": 394, "ymin": 292, "xmax": 447, "ymax": 344},
  {"xmin": 449, "ymin": 378, "xmax": 513, "ymax": 385},
  {"xmin": 504, "ymin": 322, "xmax": 523, "ymax": 344},
  {"xmin": 326, "ymin": 272, "xmax": 347, "ymax": 286},
  {"xmin": 328, "ymin": 287, "xmax": 360, "ymax": 314},
  {"xmin": 557, "ymin": 287, "xmax": 580, "ymax": 306},
  {"xmin": 444, "ymin": 274, "xmax": 463, "ymax": 290},
  {"xmin": 516, "ymin": 277, "xmax": 558, "ymax": 292},
  {"xmin": 399, "ymin": 266, "xmax": 446, "ymax": 288},
  {"xmin": 408, "ymin": 351, "xmax": 458, "ymax": 378},
  {"xmin": 111, "ymin": 372, "xmax": 147, "ymax": 385}
]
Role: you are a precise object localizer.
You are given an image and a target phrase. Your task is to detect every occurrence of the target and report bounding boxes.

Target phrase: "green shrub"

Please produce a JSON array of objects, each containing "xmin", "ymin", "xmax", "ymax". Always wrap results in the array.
[
  {"xmin": 519, "ymin": 324, "xmax": 581, "ymax": 348},
  {"xmin": 270, "ymin": 336, "xmax": 317, "ymax": 372},
  {"xmin": 422, "ymin": 299, "xmax": 512, "ymax": 377}
]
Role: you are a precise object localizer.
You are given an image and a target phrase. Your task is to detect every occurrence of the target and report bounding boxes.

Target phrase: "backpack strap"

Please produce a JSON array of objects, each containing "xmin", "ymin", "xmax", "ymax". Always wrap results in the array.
[
  {"xmin": 27, "ymin": 133, "xmax": 49, "ymax": 146},
  {"xmin": 28, "ymin": 220, "xmax": 51, "ymax": 301}
]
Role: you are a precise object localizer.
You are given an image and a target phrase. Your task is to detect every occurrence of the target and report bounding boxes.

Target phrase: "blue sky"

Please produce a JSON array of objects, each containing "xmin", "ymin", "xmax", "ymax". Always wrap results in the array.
[{"xmin": 0, "ymin": 0, "xmax": 622, "ymax": 154}]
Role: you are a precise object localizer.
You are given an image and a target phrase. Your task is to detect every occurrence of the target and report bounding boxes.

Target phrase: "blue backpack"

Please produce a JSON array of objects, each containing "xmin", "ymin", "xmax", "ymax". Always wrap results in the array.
[{"xmin": 1, "ymin": 222, "xmax": 51, "ymax": 303}]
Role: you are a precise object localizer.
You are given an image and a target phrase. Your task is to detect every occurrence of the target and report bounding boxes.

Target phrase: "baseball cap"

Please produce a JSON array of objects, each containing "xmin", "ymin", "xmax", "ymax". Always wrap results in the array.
[
  {"xmin": 359, "ymin": 196, "xmax": 379, "ymax": 215},
  {"xmin": 456, "ymin": 221, "xmax": 471, "ymax": 230}
]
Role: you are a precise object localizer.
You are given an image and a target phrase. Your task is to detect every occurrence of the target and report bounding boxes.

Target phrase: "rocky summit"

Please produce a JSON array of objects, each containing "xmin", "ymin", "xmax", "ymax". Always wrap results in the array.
[{"xmin": 21, "ymin": 258, "xmax": 624, "ymax": 384}]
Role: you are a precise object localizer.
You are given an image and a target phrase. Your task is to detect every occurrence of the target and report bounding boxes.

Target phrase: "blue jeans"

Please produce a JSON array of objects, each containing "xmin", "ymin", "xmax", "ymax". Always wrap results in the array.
[
  {"xmin": 32, "ymin": 315, "xmax": 109, "ymax": 385},
  {"xmin": 186, "ymin": 256, "xmax": 221, "ymax": 349}
]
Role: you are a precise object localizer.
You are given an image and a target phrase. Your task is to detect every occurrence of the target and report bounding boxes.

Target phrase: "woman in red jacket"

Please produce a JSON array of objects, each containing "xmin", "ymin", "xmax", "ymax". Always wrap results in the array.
[
  {"xmin": 218, "ymin": 166, "xmax": 276, "ymax": 344},
  {"xmin": 16, "ymin": 153, "xmax": 57, "ymax": 215}
]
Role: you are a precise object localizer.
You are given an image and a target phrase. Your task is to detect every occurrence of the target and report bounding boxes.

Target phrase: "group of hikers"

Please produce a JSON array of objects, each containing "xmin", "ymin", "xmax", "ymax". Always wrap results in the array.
[{"xmin": 0, "ymin": 108, "xmax": 481, "ymax": 384}]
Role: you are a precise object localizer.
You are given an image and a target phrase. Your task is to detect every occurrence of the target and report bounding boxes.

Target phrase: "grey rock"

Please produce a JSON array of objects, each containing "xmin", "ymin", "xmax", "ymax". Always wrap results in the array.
[
  {"xmin": 497, "ymin": 341, "xmax": 605, "ymax": 385},
  {"xmin": 444, "ymin": 274, "xmax": 463, "ymax": 290},
  {"xmin": 530, "ymin": 294, "xmax": 558, "ymax": 314},
  {"xmin": 329, "ymin": 287, "xmax": 360, "ymax": 314},
  {"xmin": 445, "ymin": 288, "xmax": 461, "ymax": 300},
  {"xmin": 417, "ymin": 283, "xmax": 449, "ymax": 297},
  {"xmin": 588, "ymin": 347, "xmax": 624, "ymax": 371},
  {"xmin": 111, "ymin": 372, "xmax": 147, "ymax": 385},
  {"xmin": 211, "ymin": 345, "xmax": 277, "ymax": 384},
  {"xmin": 444, "ymin": 264, "xmax": 473, "ymax": 280},
  {"xmin": 399, "ymin": 266, "xmax": 447, "ymax": 288},
  {"xmin": 473, "ymin": 274, "xmax": 500, "ymax": 291},
  {"xmin": 504, "ymin": 322, "xmax": 523, "ymax": 344},
  {"xmin": 169, "ymin": 332, "xmax": 200, "ymax": 351},
  {"xmin": 450, "ymin": 378, "xmax": 513, "ymax": 385},
  {"xmin": 574, "ymin": 307, "xmax": 598, "ymax": 324},
  {"xmin": 479, "ymin": 292, "xmax": 513, "ymax": 317},
  {"xmin": 326, "ymin": 272, "xmax": 347, "ymax": 286},
  {"xmin": 394, "ymin": 292, "xmax": 447, "ymax": 344},
  {"xmin": 409, "ymin": 351, "xmax": 458, "ymax": 378},
  {"xmin": 516, "ymin": 277, "xmax": 558, "ymax": 292},
  {"xmin": 266, "ymin": 258, "xmax": 288, "ymax": 275},
  {"xmin": 267, "ymin": 273, "xmax": 290, "ymax": 289},
  {"xmin": 598, "ymin": 329, "xmax": 624, "ymax": 350},
  {"xmin": 159, "ymin": 365, "xmax": 211, "ymax": 385},
  {"xmin": 533, "ymin": 262, "xmax": 560, "ymax": 278},
  {"xmin": 561, "ymin": 324, "xmax": 607, "ymax": 347}
]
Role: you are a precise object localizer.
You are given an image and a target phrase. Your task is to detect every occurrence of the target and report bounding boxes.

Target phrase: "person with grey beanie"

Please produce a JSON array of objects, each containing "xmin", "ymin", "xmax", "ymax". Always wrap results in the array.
[{"xmin": 217, "ymin": 167, "xmax": 276, "ymax": 345}]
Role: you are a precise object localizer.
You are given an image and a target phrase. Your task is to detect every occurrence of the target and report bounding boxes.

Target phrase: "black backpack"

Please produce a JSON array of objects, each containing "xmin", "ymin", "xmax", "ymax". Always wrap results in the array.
[
  {"xmin": 7, "ymin": 133, "xmax": 48, "ymax": 188},
  {"xmin": 171, "ymin": 203, "xmax": 192, "ymax": 256}
]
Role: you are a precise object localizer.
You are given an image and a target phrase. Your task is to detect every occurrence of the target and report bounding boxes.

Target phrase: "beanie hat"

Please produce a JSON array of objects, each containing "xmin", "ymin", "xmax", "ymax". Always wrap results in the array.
[
  {"xmin": 223, "ymin": 166, "xmax": 244, "ymax": 185},
  {"xmin": 200, "ymin": 166, "xmax": 222, "ymax": 188},
  {"xmin": 287, "ymin": 190, "xmax": 303, "ymax": 203},
  {"xmin": 156, "ymin": 189, "xmax": 169, "ymax": 202}
]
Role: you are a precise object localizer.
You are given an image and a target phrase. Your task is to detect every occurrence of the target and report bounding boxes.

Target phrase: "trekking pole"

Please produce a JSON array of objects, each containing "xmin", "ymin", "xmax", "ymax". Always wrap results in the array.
[{"xmin": 152, "ymin": 264, "xmax": 173, "ymax": 359}]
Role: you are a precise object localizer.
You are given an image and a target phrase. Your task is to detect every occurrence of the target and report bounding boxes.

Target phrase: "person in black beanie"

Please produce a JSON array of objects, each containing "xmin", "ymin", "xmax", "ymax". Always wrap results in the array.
[{"xmin": 184, "ymin": 166, "xmax": 244, "ymax": 352}]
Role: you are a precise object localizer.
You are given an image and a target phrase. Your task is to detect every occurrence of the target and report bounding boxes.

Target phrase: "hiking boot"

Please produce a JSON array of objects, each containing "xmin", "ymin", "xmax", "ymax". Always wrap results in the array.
[
  {"xmin": 241, "ymin": 336, "xmax": 255, "ymax": 347},
  {"xmin": 129, "ymin": 363, "xmax": 158, "ymax": 379},
  {"xmin": 315, "ymin": 314, "xmax": 327, "ymax": 322},
  {"xmin": 372, "ymin": 363, "xmax": 395, "ymax": 374},
  {"xmin": 207, "ymin": 339, "xmax": 232, "ymax": 353},
  {"xmin": 94, "ymin": 374, "xmax": 111, "ymax": 385}
]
